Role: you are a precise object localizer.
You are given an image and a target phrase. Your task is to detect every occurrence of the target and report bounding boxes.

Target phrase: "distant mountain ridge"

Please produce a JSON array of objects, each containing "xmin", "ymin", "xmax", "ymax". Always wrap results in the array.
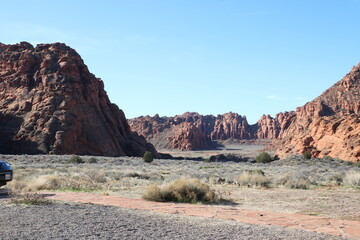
[
  {"xmin": 128, "ymin": 112, "xmax": 290, "ymax": 150},
  {"xmin": 129, "ymin": 63, "xmax": 360, "ymax": 161}
]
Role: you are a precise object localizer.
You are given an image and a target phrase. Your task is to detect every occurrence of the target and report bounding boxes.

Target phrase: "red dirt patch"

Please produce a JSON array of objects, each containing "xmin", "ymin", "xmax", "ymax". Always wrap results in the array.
[{"xmin": 43, "ymin": 191, "xmax": 360, "ymax": 239}]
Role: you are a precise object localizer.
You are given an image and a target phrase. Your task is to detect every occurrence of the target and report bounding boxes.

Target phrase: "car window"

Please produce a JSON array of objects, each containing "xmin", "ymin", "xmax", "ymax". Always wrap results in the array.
[{"xmin": 0, "ymin": 162, "xmax": 10, "ymax": 168}]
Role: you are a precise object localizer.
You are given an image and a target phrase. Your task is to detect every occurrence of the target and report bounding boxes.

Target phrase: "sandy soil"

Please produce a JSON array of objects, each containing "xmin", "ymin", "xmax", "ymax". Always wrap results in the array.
[{"xmin": 0, "ymin": 197, "xmax": 348, "ymax": 240}]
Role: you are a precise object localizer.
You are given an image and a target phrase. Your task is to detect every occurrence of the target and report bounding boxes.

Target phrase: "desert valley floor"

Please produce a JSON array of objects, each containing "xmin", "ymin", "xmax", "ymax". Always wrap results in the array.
[{"xmin": 1, "ymin": 143, "xmax": 360, "ymax": 239}]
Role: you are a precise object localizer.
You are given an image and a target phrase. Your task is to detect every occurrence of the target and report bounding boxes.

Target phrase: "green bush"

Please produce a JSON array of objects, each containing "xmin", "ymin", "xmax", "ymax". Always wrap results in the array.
[
  {"xmin": 86, "ymin": 157, "xmax": 98, "ymax": 164},
  {"xmin": 303, "ymin": 151, "xmax": 311, "ymax": 159},
  {"xmin": 66, "ymin": 155, "xmax": 84, "ymax": 164},
  {"xmin": 142, "ymin": 178, "xmax": 218, "ymax": 204},
  {"xmin": 209, "ymin": 154, "xmax": 249, "ymax": 162},
  {"xmin": 322, "ymin": 155, "xmax": 333, "ymax": 161},
  {"xmin": 255, "ymin": 152, "xmax": 272, "ymax": 163},
  {"xmin": 143, "ymin": 151, "xmax": 154, "ymax": 163}
]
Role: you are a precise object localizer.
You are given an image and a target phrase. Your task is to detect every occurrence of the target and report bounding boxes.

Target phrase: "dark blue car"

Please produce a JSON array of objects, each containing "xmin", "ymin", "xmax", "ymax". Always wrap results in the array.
[{"xmin": 0, "ymin": 161, "xmax": 13, "ymax": 187}]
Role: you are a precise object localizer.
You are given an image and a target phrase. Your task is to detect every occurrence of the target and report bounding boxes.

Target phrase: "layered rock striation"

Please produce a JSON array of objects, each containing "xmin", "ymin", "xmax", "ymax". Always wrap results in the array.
[{"xmin": 0, "ymin": 42, "xmax": 156, "ymax": 156}]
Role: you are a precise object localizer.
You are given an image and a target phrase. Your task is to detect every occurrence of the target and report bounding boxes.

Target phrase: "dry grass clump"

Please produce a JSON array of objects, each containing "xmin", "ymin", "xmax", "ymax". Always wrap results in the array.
[
  {"xmin": 8, "ymin": 166, "xmax": 158, "ymax": 194},
  {"xmin": 275, "ymin": 173, "xmax": 310, "ymax": 189},
  {"xmin": 142, "ymin": 178, "xmax": 218, "ymax": 204},
  {"xmin": 8, "ymin": 170, "xmax": 110, "ymax": 192},
  {"xmin": 343, "ymin": 171, "xmax": 360, "ymax": 189},
  {"xmin": 235, "ymin": 170, "xmax": 270, "ymax": 188},
  {"xmin": 9, "ymin": 190, "xmax": 51, "ymax": 205},
  {"xmin": 9, "ymin": 175, "xmax": 62, "ymax": 192}
]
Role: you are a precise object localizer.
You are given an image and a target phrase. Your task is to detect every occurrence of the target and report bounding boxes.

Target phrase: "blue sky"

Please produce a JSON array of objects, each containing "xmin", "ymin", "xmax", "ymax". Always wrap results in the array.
[{"xmin": 1, "ymin": 0, "xmax": 359, "ymax": 123}]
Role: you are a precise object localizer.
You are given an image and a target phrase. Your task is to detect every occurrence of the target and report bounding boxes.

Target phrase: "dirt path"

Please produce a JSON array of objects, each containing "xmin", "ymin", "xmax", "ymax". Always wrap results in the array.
[{"xmin": 43, "ymin": 191, "xmax": 360, "ymax": 239}]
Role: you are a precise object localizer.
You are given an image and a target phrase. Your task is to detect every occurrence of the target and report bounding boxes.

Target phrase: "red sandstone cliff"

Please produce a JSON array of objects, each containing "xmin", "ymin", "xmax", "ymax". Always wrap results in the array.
[
  {"xmin": 129, "ymin": 64, "xmax": 359, "ymax": 161},
  {"xmin": 0, "ymin": 42, "xmax": 156, "ymax": 156},
  {"xmin": 129, "ymin": 112, "xmax": 259, "ymax": 150},
  {"xmin": 273, "ymin": 63, "xmax": 360, "ymax": 161}
]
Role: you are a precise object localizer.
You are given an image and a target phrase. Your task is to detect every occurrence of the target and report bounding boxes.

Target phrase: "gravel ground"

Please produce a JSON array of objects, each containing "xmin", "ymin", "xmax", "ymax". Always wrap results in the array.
[{"xmin": 0, "ymin": 199, "xmax": 350, "ymax": 240}]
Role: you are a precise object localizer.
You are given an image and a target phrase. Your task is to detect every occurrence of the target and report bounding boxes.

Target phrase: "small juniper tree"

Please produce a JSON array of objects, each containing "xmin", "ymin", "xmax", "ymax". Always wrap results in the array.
[
  {"xmin": 303, "ymin": 151, "xmax": 311, "ymax": 159},
  {"xmin": 143, "ymin": 151, "xmax": 154, "ymax": 163},
  {"xmin": 255, "ymin": 152, "xmax": 272, "ymax": 163}
]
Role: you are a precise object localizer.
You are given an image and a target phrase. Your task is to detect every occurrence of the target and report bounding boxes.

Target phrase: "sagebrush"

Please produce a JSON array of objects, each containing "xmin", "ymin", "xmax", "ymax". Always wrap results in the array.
[{"xmin": 142, "ymin": 178, "xmax": 218, "ymax": 204}]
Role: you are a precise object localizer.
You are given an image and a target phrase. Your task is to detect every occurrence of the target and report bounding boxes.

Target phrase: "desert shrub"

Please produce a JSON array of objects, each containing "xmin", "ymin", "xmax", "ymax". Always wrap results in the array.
[
  {"xmin": 235, "ymin": 170, "xmax": 270, "ymax": 188},
  {"xmin": 255, "ymin": 152, "xmax": 272, "ymax": 163},
  {"xmin": 30, "ymin": 175, "xmax": 62, "ymax": 190},
  {"xmin": 143, "ymin": 151, "xmax": 154, "ymax": 163},
  {"xmin": 210, "ymin": 154, "xmax": 249, "ymax": 163},
  {"xmin": 246, "ymin": 169, "xmax": 265, "ymax": 175},
  {"xmin": 84, "ymin": 170, "xmax": 107, "ymax": 183},
  {"xmin": 322, "ymin": 155, "xmax": 333, "ymax": 161},
  {"xmin": 275, "ymin": 173, "xmax": 310, "ymax": 189},
  {"xmin": 9, "ymin": 192, "xmax": 51, "ymax": 205},
  {"xmin": 86, "ymin": 157, "xmax": 98, "ymax": 164},
  {"xmin": 66, "ymin": 155, "xmax": 84, "ymax": 164},
  {"xmin": 343, "ymin": 171, "xmax": 360, "ymax": 189},
  {"xmin": 210, "ymin": 154, "xmax": 227, "ymax": 162},
  {"xmin": 328, "ymin": 173, "xmax": 344, "ymax": 186},
  {"xmin": 346, "ymin": 161, "xmax": 353, "ymax": 166},
  {"xmin": 125, "ymin": 172, "xmax": 151, "ymax": 180},
  {"xmin": 289, "ymin": 178, "xmax": 311, "ymax": 189},
  {"xmin": 9, "ymin": 175, "xmax": 61, "ymax": 192},
  {"xmin": 142, "ymin": 178, "xmax": 218, "ymax": 204},
  {"xmin": 303, "ymin": 151, "xmax": 311, "ymax": 159}
]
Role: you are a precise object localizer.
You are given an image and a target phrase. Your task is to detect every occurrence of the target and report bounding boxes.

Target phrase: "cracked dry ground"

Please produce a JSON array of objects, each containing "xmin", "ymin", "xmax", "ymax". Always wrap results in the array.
[{"xmin": 42, "ymin": 191, "xmax": 360, "ymax": 239}]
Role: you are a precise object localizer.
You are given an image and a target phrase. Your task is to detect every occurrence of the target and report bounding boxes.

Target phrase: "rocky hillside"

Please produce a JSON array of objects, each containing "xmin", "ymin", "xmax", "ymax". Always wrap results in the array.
[
  {"xmin": 273, "ymin": 63, "xmax": 360, "ymax": 161},
  {"xmin": 129, "ymin": 64, "xmax": 359, "ymax": 161},
  {"xmin": 0, "ymin": 42, "xmax": 156, "ymax": 157}
]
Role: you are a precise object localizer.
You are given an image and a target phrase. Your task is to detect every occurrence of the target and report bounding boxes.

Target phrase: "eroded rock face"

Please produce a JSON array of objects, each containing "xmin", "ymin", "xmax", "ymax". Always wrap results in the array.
[
  {"xmin": 211, "ymin": 113, "xmax": 253, "ymax": 140},
  {"xmin": 130, "ymin": 63, "xmax": 360, "ymax": 161},
  {"xmin": 273, "ymin": 63, "xmax": 360, "ymax": 161},
  {"xmin": 129, "ymin": 112, "xmax": 211, "ymax": 150},
  {"xmin": 129, "ymin": 111, "xmax": 296, "ymax": 151},
  {"xmin": 0, "ymin": 42, "xmax": 156, "ymax": 156},
  {"xmin": 129, "ymin": 112, "xmax": 261, "ymax": 150}
]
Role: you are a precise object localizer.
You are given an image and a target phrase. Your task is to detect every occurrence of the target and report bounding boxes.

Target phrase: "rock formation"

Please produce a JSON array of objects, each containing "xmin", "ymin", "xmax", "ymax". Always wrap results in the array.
[
  {"xmin": 129, "ymin": 112, "xmax": 211, "ymax": 150},
  {"xmin": 273, "ymin": 63, "xmax": 360, "ymax": 161},
  {"xmin": 129, "ymin": 112, "xmax": 259, "ymax": 150},
  {"xmin": 129, "ymin": 64, "xmax": 360, "ymax": 161},
  {"xmin": 0, "ymin": 42, "xmax": 156, "ymax": 156}
]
